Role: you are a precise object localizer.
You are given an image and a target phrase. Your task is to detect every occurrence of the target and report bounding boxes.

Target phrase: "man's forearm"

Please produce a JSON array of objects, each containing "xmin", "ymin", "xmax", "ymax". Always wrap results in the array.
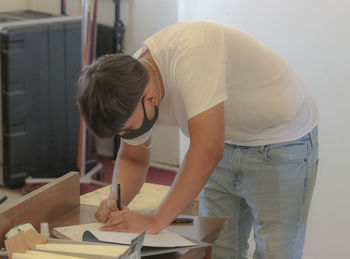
[
  {"xmin": 116, "ymin": 158, "xmax": 149, "ymax": 205},
  {"xmin": 113, "ymin": 143, "xmax": 150, "ymax": 206},
  {"xmin": 154, "ymin": 144, "xmax": 223, "ymax": 231}
]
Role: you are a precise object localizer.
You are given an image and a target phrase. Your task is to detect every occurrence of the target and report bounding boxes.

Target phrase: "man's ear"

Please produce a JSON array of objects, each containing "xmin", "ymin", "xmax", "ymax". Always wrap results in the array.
[{"xmin": 142, "ymin": 91, "xmax": 158, "ymax": 106}]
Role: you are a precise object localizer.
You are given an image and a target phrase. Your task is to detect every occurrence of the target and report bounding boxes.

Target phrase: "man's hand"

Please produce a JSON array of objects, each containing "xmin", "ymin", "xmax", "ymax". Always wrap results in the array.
[
  {"xmin": 95, "ymin": 197, "xmax": 118, "ymax": 223},
  {"xmin": 99, "ymin": 207, "xmax": 159, "ymax": 234}
]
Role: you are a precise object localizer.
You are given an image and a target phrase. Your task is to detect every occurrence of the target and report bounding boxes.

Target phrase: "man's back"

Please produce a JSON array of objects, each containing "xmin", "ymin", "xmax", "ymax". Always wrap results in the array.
[{"xmin": 140, "ymin": 21, "xmax": 318, "ymax": 145}]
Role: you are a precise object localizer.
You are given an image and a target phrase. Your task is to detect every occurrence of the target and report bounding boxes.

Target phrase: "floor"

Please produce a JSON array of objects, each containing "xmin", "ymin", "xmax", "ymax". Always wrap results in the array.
[
  {"xmin": 80, "ymin": 155, "xmax": 177, "ymax": 195},
  {"xmin": 0, "ymin": 188, "xmax": 21, "ymax": 206},
  {"xmin": 0, "ymin": 156, "xmax": 256, "ymax": 258}
]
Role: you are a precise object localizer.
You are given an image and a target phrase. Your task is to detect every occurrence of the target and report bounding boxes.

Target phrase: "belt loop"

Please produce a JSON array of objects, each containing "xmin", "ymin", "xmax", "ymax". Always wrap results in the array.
[
  {"xmin": 260, "ymin": 145, "xmax": 268, "ymax": 160},
  {"xmin": 308, "ymin": 132, "xmax": 313, "ymax": 148},
  {"xmin": 309, "ymin": 127, "xmax": 317, "ymax": 148},
  {"xmin": 260, "ymin": 145, "xmax": 265, "ymax": 153}
]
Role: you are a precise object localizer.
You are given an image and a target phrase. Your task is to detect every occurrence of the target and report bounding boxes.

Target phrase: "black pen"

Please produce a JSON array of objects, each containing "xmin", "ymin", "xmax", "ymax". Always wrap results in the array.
[
  {"xmin": 172, "ymin": 217, "xmax": 194, "ymax": 224},
  {"xmin": 0, "ymin": 195, "xmax": 8, "ymax": 205},
  {"xmin": 117, "ymin": 184, "xmax": 121, "ymax": 210}
]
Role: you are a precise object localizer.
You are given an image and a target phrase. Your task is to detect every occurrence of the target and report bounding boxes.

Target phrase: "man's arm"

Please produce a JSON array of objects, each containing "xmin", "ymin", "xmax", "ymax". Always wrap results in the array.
[
  {"xmin": 115, "ymin": 139, "xmax": 151, "ymax": 205},
  {"xmin": 153, "ymin": 102, "xmax": 225, "ymax": 230},
  {"xmin": 95, "ymin": 138, "xmax": 151, "ymax": 222},
  {"xmin": 99, "ymin": 102, "xmax": 225, "ymax": 233}
]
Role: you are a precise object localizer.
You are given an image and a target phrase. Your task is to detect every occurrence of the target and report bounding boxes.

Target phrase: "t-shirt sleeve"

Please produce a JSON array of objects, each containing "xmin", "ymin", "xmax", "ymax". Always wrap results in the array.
[{"xmin": 174, "ymin": 43, "xmax": 228, "ymax": 120}]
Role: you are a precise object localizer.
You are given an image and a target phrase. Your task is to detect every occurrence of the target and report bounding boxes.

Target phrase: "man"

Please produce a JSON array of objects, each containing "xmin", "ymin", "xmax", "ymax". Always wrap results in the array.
[{"xmin": 77, "ymin": 21, "xmax": 319, "ymax": 259}]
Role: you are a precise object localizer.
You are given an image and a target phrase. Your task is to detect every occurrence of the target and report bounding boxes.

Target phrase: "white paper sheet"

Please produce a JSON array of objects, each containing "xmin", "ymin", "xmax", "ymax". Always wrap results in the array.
[
  {"xmin": 88, "ymin": 230, "xmax": 196, "ymax": 247},
  {"xmin": 54, "ymin": 223, "xmax": 196, "ymax": 248},
  {"xmin": 53, "ymin": 223, "xmax": 103, "ymax": 241}
]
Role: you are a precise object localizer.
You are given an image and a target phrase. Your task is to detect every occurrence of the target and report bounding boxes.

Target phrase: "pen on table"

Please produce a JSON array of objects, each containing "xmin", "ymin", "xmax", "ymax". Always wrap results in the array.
[
  {"xmin": 172, "ymin": 217, "xmax": 194, "ymax": 224},
  {"xmin": 108, "ymin": 156, "xmax": 118, "ymax": 209},
  {"xmin": 117, "ymin": 183, "xmax": 121, "ymax": 210},
  {"xmin": 0, "ymin": 195, "xmax": 8, "ymax": 205}
]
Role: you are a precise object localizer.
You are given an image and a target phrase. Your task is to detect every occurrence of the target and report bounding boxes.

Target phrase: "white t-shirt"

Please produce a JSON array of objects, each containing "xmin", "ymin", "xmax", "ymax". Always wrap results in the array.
[{"xmin": 126, "ymin": 21, "xmax": 318, "ymax": 146}]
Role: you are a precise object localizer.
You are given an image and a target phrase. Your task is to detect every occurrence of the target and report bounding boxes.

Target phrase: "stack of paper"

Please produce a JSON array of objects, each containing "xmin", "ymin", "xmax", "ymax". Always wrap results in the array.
[
  {"xmin": 12, "ymin": 242, "xmax": 129, "ymax": 259},
  {"xmin": 35, "ymin": 243, "xmax": 128, "ymax": 257},
  {"xmin": 6, "ymin": 228, "xmax": 129, "ymax": 259},
  {"xmin": 12, "ymin": 250, "xmax": 85, "ymax": 259}
]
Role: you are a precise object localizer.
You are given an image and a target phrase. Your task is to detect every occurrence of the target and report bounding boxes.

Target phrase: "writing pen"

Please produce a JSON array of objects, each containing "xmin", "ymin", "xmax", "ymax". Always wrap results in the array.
[
  {"xmin": 108, "ymin": 157, "xmax": 119, "ymax": 209},
  {"xmin": 117, "ymin": 184, "xmax": 121, "ymax": 210},
  {"xmin": 0, "ymin": 195, "xmax": 8, "ymax": 205},
  {"xmin": 172, "ymin": 217, "xmax": 194, "ymax": 224}
]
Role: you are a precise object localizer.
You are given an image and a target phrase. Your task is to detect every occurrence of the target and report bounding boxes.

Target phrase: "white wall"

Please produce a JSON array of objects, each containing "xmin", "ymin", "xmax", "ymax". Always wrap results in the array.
[
  {"xmin": 0, "ymin": 1, "xmax": 29, "ymax": 10},
  {"xmin": 178, "ymin": 0, "xmax": 350, "ymax": 258},
  {"xmin": 124, "ymin": 0, "xmax": 180, "ymax": 168},
  {"xmin": 28, "ymin": 0, "xmax": 114, "ymax": 22},
  {"xmin": 29, "ymin": 0, "xmax": 60, "ymax": 14}
]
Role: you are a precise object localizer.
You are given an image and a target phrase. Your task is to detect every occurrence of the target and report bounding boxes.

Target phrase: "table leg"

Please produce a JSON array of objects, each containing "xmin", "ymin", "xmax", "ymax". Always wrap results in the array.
[{"xmin": 203, "ymin": 246, "xmax": 212, "ymax": 259}]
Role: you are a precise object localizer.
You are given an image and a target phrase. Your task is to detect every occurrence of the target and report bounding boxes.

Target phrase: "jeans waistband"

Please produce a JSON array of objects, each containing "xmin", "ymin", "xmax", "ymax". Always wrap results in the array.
[{"xmin": 226, "ymin": 126, "xmax": 319, "ymax": 149}]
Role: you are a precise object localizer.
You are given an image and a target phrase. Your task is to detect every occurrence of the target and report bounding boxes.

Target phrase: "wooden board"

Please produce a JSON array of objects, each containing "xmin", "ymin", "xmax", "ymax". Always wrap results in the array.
[{"xmin": 0, "ymin": 172, "xmax": 80, "ymax": 247}]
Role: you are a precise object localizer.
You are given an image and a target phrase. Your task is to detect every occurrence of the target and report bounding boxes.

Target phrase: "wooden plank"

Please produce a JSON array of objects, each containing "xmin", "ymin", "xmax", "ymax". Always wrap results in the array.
[{"xmin": 0, "ymin": 172, "xmax": 80, "ymax": 247}]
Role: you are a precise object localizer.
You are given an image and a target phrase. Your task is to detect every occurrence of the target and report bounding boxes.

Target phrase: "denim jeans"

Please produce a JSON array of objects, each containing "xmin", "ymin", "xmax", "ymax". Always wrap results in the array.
[{"xmin": 199, "ymin": 127, "xmax": 318, "ymax": 259}]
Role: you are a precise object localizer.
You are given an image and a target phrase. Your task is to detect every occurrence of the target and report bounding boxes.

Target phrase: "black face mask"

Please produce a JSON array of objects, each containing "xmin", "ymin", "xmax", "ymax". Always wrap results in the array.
[{"xmin": 121, "ymin": 98, "xmax": 159, "ymax": 140}]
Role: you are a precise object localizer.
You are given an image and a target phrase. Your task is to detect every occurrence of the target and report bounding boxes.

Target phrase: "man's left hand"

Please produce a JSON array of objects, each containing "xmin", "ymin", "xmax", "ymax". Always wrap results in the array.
[{"xmin": 99, "ymin": 207, "xmax": 160, "ymax": 234}]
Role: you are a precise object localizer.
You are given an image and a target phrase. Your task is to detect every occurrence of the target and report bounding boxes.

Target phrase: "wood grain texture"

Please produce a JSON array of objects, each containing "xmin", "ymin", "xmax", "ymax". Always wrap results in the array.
[{"xmin": 0, "ymin": 172, "xmax": 80, "ymax": 247}]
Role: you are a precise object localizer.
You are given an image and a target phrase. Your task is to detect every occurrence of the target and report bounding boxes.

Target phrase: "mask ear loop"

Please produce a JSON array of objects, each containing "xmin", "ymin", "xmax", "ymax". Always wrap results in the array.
[
  {"xmin": 141, "ymin": 98, "xmax": 153, "ymax": 149},
  {"xmin": 142, "ymin": 142, "xmax": 152, "ymax": 149},
  {"xmin": 138, "ymin": 57, "xmax": 161, "ymax": 150}
]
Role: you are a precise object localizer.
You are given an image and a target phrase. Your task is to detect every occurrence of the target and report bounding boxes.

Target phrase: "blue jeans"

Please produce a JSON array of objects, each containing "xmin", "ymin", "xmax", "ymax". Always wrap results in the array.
[{"xmin": 199, "ymin": 127, "xmax": 319, "ymax": 259}]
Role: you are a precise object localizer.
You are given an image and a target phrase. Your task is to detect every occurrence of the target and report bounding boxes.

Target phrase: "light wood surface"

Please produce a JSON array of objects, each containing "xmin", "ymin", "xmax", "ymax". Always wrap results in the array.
[
  {"xmin": 49, "ymin": 205, "xmax": 225, "ymax": 259},
  {"xmin": 0, "ymin": 172, "xmax": 80, "ymax": 247},
  {"xmin": 0, "ymin": 171, "xmax": 225, "ymax": 258},
  {"xmin": 80, "ymin": 183, "xmax": 199, "ymax": 216}
]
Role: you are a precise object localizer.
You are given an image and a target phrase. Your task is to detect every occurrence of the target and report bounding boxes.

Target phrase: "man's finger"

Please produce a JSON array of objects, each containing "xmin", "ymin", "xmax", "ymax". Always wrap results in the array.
[
  {"xmin": 101, "ymin": 214, "xmax": 125, "ymax": 228},
  {"xmin": 100, "ymin": 222, "xmax": 128, "ymax": 232},
  {"xmin": 101, "ymin": 203, "xmax": 112, "ymax": 219},
  {"xmin": 99, "ymin": 199, "xmax": 111, "ymax": 219},
  {"xmin": 95, "ymin": 208, "xmax": 107, "ymax": 223},
  {"xmin": 107, "ymin": 197, "xmax": 117, "ymax": 211}
]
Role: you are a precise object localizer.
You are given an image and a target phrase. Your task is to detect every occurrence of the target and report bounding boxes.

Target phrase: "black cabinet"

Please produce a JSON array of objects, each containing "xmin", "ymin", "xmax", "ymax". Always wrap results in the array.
[{"xmin": 0, "ymin": 10, "xmax": 113, "ymax": 187}]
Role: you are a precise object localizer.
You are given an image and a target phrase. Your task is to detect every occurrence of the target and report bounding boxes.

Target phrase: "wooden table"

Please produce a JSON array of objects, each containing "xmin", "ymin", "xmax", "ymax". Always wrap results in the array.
[
  {"xmin": 0, "ymin": 172, "xmax": 225, "ymax": 259},
  {"xmin": 50, "ymin": 205, "xmax": 225, "ymax": 258}
]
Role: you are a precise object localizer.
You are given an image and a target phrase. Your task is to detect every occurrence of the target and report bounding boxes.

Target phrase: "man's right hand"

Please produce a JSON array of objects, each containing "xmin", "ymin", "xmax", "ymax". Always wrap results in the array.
[{"xmin": 95, "ymin": 197, "xmax": 118, "ymax": 223}]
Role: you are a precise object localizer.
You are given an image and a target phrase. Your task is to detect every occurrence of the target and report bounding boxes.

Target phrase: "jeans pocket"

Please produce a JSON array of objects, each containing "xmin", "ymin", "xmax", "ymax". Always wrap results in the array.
[{"xmin": 263, "ymin": 141, "xmax": 308, "ymax": 163}]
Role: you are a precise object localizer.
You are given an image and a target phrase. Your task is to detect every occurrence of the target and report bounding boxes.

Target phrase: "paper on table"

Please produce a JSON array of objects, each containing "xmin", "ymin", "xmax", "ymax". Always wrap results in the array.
[
  {"xmin": 88, "ymin": 230, "xmax": 196, "ymax": 248},
  {"xmin": 53, "ymin": 223, "xmax": 196, "ymax": 248},
  {"xmin": 80, "ymin": 183, "xmax": 170, "ymax": 213},
  {"xmin": 53, "ymin": 223, "xmax": 103, "ymax": 241}
]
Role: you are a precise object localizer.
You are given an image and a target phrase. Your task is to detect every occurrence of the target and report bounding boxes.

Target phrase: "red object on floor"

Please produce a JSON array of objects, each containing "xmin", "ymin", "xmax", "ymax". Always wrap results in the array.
[
  {"xmin": 16, "ymin": 156, "xmax": 177, "ymax": 196},
  {"xmin": 79, "ymin": 156, "xmax": 177, "ymax": 195}
]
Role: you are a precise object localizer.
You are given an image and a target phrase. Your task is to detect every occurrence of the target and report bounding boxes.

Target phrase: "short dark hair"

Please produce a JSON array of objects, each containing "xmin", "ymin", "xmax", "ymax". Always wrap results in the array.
[{"xmin": 77, "ymin": 54, "xmax": 149, "ymax": 138}]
